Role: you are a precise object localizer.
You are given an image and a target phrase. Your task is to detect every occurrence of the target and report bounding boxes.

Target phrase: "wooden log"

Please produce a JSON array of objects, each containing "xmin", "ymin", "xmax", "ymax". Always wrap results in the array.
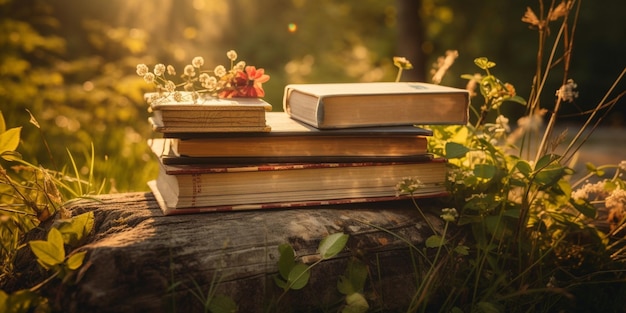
[{"xmin": 59, "ymin": 192, "xmax": 445, "ymax": 313}]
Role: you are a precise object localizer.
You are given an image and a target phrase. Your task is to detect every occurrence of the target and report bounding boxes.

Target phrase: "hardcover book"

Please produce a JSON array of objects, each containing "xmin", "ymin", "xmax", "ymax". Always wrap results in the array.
[
  {"xmin": 148, "ymin": 158, "xmax": 448, "ymax": 215},
  {"xmin": 147, "ymin": 93, "xmax": 272, "ymax": 133},
  {"xmin": 151, "ymin": 112, "xmax": 433, "ymax": 163},
  {"xmin": 283, "ymin": 82, "xmax": 470, "ymax": 129}
]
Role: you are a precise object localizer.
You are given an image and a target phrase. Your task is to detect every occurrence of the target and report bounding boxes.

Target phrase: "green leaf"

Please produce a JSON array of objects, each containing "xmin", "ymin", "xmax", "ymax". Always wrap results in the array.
[
  {"xmin": 454, "ymin": 245, "xmax": 470, "ymax": 256},
  {"xmin": 477, "ymin": 301, "xmax": 503, "ymax": 313},
  {"xmin": 445, "ymin": 142, "xmax": 470, "ymax": 159},
  {"xmin": 507, "ymin": 95, "xmax": 527, "ymax": 105},
  {"xmin": 1, "ymin": 150, "xmax": 22, "ymax": 161},
  {"xmin": 5, "ymin": 289, "xmax": 43, "ymax": 313},
  {"xmin": 570, "ymin": 198, "xmax": 597, "ymax": 219},
  {"xmin": 66, "ymin": 251, "xmax": 87, "ymax": 270},
  {"xmin": 29, "ymin": 228, "xmax": 65, "ymax": 269},
  {"xmin": 287, "ymin": 263, "xmax": 310, "ymax": 290},
  {"xmin": 337, "ymin": 260, "xmax": 368, "ymax": 295},
  {"xmin": 318, "ymin": 233, "xmax": 348, "ymax": 259},
  {"xmin": 277, "ymin": 243, "xmax": 295, "ymax": 280},
  {"xmin": 0, "ymin": 126, "xmax": 21, "ymax": 155},
  {"xmin": 534, "ymin": 154, "xmax": 559, "ymax": 171},
  {"xmin": 273, "ymin": 275, "xmax": 288, "ymax": 289},
  {"xmin": 208, "ymin": 294, "xmax": 238, "ymax": 313},
  {"xmin": 534, "ymin": 164, "xmax": 566, "ymax": 188},
  {"xmin": 425, "ymin": 235, "xmax": 446, "ymax": 248},
  {"xmin": 515, "ymin": 160, "xmax": 532, "ymax": 178},
  {"xmin": 56, "ymin": 212, "xmax": 95, "ymax": 246},
  {"xmin": 342, "ymin": 293, "xmax": 369, "ymax": 313},
  {"xmin": 473, "ymin": 164, "xmax": 497, "ymax": 179}
]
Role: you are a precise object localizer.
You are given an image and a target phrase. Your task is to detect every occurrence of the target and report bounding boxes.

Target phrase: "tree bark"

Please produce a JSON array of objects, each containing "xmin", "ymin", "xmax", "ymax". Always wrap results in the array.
[
  {"xmin": 396, "ymin": 0, "xmax": 426, "ymax": 82},
  {"xmin": 49, "ymin": 192, "xmax": 445, "ymax": 312}
]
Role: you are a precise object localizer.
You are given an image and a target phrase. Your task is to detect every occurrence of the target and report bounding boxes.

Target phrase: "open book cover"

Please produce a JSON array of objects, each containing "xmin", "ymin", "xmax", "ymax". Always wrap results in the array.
[{"xmin": 283, "ymin": 82, "xmax": 470, "ymax": 129}]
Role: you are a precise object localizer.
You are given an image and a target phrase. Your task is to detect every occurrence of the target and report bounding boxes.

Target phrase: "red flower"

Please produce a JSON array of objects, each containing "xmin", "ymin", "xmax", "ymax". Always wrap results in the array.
[{"xmin": 220, "ymin": 66, "xmax": 270, "ymax": 98}]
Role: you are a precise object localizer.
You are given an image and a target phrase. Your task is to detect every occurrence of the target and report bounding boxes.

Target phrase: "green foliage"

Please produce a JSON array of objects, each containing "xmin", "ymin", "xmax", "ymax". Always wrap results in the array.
[
  {"xmin": 0, "ymin": 111, "xmax": 96, "ymax": 312},
  {"xmin": 273, "ymin": 233, "xmax": 351, "ymax": 310}
]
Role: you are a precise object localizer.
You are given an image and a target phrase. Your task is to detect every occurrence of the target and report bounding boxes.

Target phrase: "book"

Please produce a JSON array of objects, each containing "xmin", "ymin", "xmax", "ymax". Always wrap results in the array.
[
  {"xmin": 148, "ymin": 158, "xmax": 448, "ymax": 215},
  {"xmin": 283, "ymin": 82, "xmax": 470, "ymax": 129},
  {"xmin": 151, "ymin": 112, "xmax": 433, "ymax": 163},
  {"xmin": 147, "ymin": 93, "xmax": 272, "ymax": 133}
]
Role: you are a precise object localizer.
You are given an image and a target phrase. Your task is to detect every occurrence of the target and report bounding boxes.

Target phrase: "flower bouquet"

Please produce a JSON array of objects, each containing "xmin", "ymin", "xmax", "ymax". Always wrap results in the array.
[{"xmin": 137, "ymin": 50, "xmax": 273, "ymax": 133}]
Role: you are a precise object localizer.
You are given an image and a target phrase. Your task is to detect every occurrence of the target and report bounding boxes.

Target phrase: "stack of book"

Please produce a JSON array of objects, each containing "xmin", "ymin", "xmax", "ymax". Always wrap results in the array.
[{"xmin": 148, "ymin": 82, "xmax": 470, "ymax": 215}]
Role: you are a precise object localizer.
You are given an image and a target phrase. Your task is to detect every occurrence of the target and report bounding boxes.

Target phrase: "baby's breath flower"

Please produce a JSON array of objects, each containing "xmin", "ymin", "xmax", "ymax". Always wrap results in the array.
[
  {"xmin": 556, "ymin": 79, "xmax": 578, "ymax": 102},
  {"xmin": 198, "ymin": 73, "xmax": 211, "ymax": 83},
  {"xmin": 619, "ymin": 160, "xmax": 626, "ymax": 172},
  {"xmin": 440, "ymin": 208, "xmax": 459, "ymax": 222},
  {"xmin": 226, "ymin": 50, "xmax": 238, "ymax": 61},
  {"xmin": 495, "ymin": 114, "xmax": 511, "ymax": 133},
  {"xmin": 202, "ymin": 76, "xmax": 218, "ymax": 89},
  {"xmin": 167, "ymin": 65, "xmax": 176, "ymax": 75},
  {"xmin": 571, "ymin": 180, "xmax": 607, "ymax": 201},
  {"xmin": 173, "ymin": 91, "xmax": 183, "ymax": 102},
  {"xmin": 136, "ymin": 64, "xmax": 149, "ymax": 76},
  {"xmin": 234, "ymin": 61, "xmax": 246, "ymax": 71},
  {"xmin": 192, "ymin": 56, "xmax": 204, "ymax": 68},
  {"xmin": 164, "ymin": 80, "xmax": 176, "ymax": 92},
  {"xmin": 154, "ymin": 63, "xmax": 166, "ymax": 76},
  {"xmin": 214, "ymin": 65, "xmax": 227, "ymax": 77},
  {"xmin": 143, "ymin": 72, "xmax": 156, "ymax": 84},
  {"xmin": 606, "ymin": 187, "xmax": 626, "ymax": 212},
  {"xmin": 184, "ymin": 82, "xmax": 194, "ymax": 91},
  {"xmin": 184, "ymin": 65, "xmax": 196, "ymax": 77},
  {"xmin": 395, "ymin": 177, "xmax": 424, "ymax": 196}
]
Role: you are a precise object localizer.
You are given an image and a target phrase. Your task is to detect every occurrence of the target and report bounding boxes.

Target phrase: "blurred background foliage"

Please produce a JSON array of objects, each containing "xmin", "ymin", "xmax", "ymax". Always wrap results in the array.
[{"xmin": 1, "ymin": 0, "xmax": 624, "ymax": 193}]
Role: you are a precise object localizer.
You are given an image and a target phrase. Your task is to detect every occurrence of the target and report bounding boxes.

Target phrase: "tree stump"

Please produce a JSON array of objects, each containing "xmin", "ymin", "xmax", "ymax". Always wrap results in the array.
[{"xmin": 58, "ymin": 192, "xmax": 445, "ymax": 312}]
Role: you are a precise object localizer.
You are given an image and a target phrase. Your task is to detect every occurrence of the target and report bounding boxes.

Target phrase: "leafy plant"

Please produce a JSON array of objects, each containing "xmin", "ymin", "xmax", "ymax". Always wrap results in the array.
[
  {"xmin": 0, "ymin": 110, "xmax": 98, "ymax": 312},
  {"xmin": 272, "ymin": 233, "xmax": 349, "ymax": 310}
]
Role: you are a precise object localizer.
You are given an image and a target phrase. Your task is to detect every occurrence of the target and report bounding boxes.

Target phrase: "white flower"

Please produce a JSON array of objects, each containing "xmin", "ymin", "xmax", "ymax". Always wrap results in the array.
[
  {"xmin": 201, "ymin": 76, "xmax": 218, "ymax": 89},
  {"xmin": 136, "ymin": 64, "xmax": 149, "ymax": 76},
  {"xmin": 164, "ymin": 80, "xmax": 176, "ymax": 92},
  {"xmin": 495, "ymin": 114, "xmax": 511, "ymax": 133},
  {"xmin": 395, "ymin": 177, "xmax": 424, "ymax": 196},
  {"xmin": 214, "ymin": 65, "xmax": 227, "ymax": 77},
  {"xmin": 198, "ymin": 73, "xmax": 211, "ymax": 83},
  {"xmin": 184, "ymin": 65, "xmax": 195, "ymax": 77},
  {"xmin": 440, "ymin": 208, "xmax": 459, "ymax": 222},
  {"xmin": 167, "ymin": 65, "xmax": 176, "ymax": 75},
  {"xmin": 226, "ymin": 50, "xmax": 238, "ymax": 61},
  {"xmin": 234, "ymin": 61, "xmax": 246, "ymax": 71},
  {"xmin": 153, "ymin": 63, "xmax": 166, "ymax": 76},
  {"xmin": 556, "ymin": 79, "xmax": 578, "ymax": 102},
  {"xmin": 173, "ymin": 91, "xmax": 183, "ymax": 102},
  {"xmin": 143, "ymin": 72, "xmax": 155, "ymax": 84},
  {"xmin": 606, "ymin": 187, "xmax": 626, "ymax": 211},
  {"xmin": 571, "ymin": 180, "xmax": 607, "ymax": 201},
  {"xmin": 192, "ymin": 56, "xmax": 204, "ymax": 68}
]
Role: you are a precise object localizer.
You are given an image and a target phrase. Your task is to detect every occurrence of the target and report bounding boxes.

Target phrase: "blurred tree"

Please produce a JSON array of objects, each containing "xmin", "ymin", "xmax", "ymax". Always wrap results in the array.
[{"xmin": 396, "ymin": 0, "xmax": 426, "ymax": 82}]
